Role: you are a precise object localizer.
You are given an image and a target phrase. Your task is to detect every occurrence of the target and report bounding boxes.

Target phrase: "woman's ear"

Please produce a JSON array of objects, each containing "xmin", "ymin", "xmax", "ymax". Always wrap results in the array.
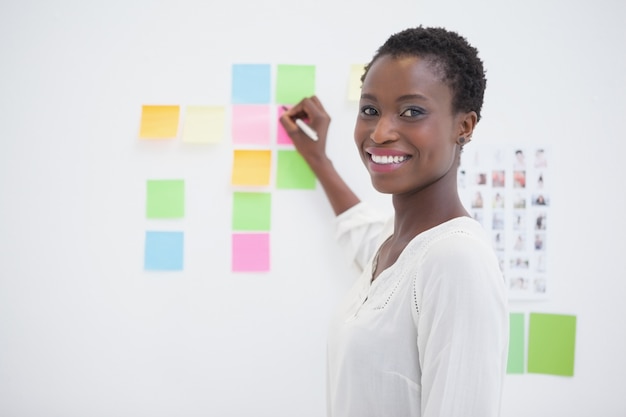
[{"xmin": 457, "ymin": 111, "xmax": 478, "ymax": 145}]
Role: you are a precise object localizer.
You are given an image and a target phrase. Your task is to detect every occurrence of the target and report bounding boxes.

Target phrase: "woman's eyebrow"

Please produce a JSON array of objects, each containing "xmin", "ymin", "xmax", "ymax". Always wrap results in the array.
[
  {"xmin": 396, "ymin": 93, "xmax": 429, "ymax": 102},
  {"xmin": 359, "ymin": 93, "xmax": 429, "ymax": 102}
]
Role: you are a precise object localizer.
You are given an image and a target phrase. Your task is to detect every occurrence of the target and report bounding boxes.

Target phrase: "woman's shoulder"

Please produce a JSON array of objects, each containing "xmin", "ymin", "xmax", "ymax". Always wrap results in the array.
[
  {"xmin": 400, "ymin": 216, "xmax": 496, "ymax": 270},
  {"xmin": 412, "ymin": 216, "xmax": 487, "ymax": 249}
]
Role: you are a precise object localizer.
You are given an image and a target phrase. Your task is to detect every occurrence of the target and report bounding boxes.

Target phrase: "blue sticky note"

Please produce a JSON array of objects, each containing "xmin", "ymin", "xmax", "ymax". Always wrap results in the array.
[
  {"xmin": 144, "ymin": 231, "xmax": 184, "ymax": 271},
  {"xmin": 231, "ymin": 64, "xmax": 271, "ymax": 104}
]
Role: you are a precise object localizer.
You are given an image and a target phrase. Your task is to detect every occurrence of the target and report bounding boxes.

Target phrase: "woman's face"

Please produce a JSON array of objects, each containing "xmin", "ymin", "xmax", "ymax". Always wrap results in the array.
[{"xmin": 354, "ymin": 54, "xmax": 466, "ymax": 196}]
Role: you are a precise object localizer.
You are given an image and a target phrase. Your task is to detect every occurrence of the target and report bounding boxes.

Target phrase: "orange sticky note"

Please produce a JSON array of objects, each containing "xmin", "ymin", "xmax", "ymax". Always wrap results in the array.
[
  {"xmin": 231, "ymin": 150, "xmax": 271, "ymax": 187},
  {"xmin": 139, "ymin": 105, "xmax": 180, "ymax": 139}
]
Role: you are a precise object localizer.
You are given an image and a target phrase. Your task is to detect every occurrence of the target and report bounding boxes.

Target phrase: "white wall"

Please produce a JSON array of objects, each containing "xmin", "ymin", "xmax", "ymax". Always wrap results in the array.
[{"xmin": 1, "ymin": 0, "xmax": 625, "ymax": 416}]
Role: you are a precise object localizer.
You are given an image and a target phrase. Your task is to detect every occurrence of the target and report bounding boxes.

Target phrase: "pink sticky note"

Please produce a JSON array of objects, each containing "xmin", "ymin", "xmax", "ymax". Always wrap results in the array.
[
  {"xmin": 276, "ymin": 105, "xmax": 293, "ymax": 145},
  {"xmin": 232, "ymin": 105, "xmax": 271, "ymax": 145},
  {"xmin": 232, "ymin": 233, "xmax": 270, "ymax": 272}
]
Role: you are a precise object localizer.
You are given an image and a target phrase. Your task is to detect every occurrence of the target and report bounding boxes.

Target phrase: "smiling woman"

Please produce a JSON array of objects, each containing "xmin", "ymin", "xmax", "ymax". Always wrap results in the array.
[{"xmin": 280, "ymin": 26, "xmax": 508, "ymax": 417}]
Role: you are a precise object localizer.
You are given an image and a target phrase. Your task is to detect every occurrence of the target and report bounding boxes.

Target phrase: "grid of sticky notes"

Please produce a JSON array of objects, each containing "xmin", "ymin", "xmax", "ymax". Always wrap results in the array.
[
  {"xmin": 137, "ymin": 64, "xmax": 361, "ymax": 273},
  {"xmin": 230, "ymin": 63, "xmax": 316, "ymax": 272},
  {"xmin": 507, "ymin": 312, "xmax": 577, "ymax": 376},
  {"xmin": 144, "ymin": 179, "xmax": 185, "ymax": 271},
  {"xmin": 139, "ymin": 104, "xmax": 226, "ymax": 143}
]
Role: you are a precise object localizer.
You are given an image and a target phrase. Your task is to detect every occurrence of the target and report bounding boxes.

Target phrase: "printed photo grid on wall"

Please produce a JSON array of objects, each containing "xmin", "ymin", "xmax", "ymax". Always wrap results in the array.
[{"xmin": 458, "ymin": 145, "xmax": 551, "ymax": 300}]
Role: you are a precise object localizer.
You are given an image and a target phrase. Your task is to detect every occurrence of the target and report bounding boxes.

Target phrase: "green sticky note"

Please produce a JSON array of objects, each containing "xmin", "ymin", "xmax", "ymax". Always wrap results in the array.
[
  {"xmin": 232, "ymin": 192, "xmax": 272, "ymax": 231},
  {"xmin": 276, "ymin": 150, "xmax": 316, "ymax": 190},
  {"xmin": 146, "ymin": 179, "xmax": 185, "ymax": 218},
  {"xmin": 275, "ymin": 65, "xmax": 316, "ymax": 105},
  {"xmin": 528, "ymin": 313, "xmax": 577, "ymax": 376},
  {"xmin": 507, "ymin": 313, "xmax": 525, "ymax": 374}
]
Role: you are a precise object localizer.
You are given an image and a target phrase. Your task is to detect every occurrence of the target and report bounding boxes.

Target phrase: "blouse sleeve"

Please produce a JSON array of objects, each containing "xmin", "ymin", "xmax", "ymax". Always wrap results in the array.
[
  {"xmin": 414, "ymin": 231, "xmax": 509, "ymax": 417},
  {"xmin": 333, "ymin": 202, "xmax": 390, "ymax": 273}
]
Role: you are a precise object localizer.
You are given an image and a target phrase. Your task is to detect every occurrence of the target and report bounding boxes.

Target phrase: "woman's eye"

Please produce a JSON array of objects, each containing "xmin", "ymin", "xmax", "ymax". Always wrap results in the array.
[
  {"xmin": 400, "ymin": 107, "xmax": 425, "ymax": 117},
  {"xmin": 361, "ymin": 106, "xmax": 378, "ymax": 116}
]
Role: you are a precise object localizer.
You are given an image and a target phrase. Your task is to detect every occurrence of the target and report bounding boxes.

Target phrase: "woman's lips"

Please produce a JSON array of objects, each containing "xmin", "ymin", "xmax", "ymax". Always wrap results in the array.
[
  {"xmin": 369, "ymin": 154, "xmax": 410, "ymax": 164},
  {"xmin": 365, "ymin": 148, "xmax": 412, "ymax": 172}
]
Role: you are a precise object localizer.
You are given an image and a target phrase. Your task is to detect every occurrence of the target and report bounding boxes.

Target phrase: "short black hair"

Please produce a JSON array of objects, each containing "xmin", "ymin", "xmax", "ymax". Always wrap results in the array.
[{"xmin": 362, "ymin": 26, "xmax": 487, "ymax": 121}]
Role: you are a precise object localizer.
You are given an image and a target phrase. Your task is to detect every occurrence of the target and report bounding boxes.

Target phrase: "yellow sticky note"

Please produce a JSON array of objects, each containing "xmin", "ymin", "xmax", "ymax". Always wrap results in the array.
[
  {"xmin": 231, "ymin": 150, "xmax": 271, "ymax": 187},
  {"xmin": 182, "ymin": 105, "xmax": 225, "ymax": 144},
  {"xmin": 348, "ymin": 64, "xmax": 365, "ymax": 101},
  {"xmin": 139, "ymin": 105, "xmax": 180, "ymax": 139}
]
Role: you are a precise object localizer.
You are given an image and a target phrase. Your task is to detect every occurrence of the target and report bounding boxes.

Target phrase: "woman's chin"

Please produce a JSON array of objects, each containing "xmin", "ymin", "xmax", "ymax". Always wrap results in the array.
[{"xmin": 370, "ymin": 180, "xmax": 397, "ymax": 195}]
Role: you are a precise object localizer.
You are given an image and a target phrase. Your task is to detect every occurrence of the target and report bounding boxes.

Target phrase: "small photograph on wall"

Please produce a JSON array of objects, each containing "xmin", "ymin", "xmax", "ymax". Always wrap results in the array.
[{"xmin": 459, "ymin": 145, "xmax": 551, "ymax": 300}]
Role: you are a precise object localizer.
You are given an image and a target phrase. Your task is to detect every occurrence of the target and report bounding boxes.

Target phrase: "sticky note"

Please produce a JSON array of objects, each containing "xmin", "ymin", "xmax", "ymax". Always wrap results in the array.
[
  {"xmin": 146, "ymin": 179, "xmax": 185, "ymax": 219},
  {"xmin": 144, "ymin": 231, "xmax": 184, "ymax": 271},
  {"xmin": 139, "ymin": 105, "xmax": 180, "ymax": 139},
  {"xmin": 528, "ymin": 313, "xmax": 577, "ymax": 376},
  {"xmin": 507, "ymin": 313, "xmax": 525, "ymax": 374},
  {"xmin": 231, "ymin": 150, "xmax": 272, "ymax": 187},
  {"xmin": 231, "ymin": 64, "xmax": 271, "ymax": 104},
  {"xmin": 232, "ymin": 105, "xmax": 271, "ymax": 145},
  {"xmin": 276, "ymin": 105, "xmax": 293, "ymax": 145},
  {"xmin": 232, "ymin": 233, "xmax": 270, "ymax": 272},
  {"xmin": 275, "ymin": 64, "xmax": 316, "ymax": 105},
  {"xmin": 276, "ymin": 150, "xmax": 316, "ymax": 190},
  {"xmin": 182, "ymin": 105, "xmax": 225, "ymax": 144},
  {"xmin": 232, "ymin": 192, "xmax": 271, "ymax": 231},
  {"xmin": 348, "ymin": 64, "xmax": 365, "ymax": 101}
]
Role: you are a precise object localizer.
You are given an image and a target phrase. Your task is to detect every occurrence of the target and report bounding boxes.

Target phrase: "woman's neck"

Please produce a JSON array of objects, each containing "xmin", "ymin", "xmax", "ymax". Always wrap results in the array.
[{"xmin": 391, "ymin": 178, "xmax": 468, "ymax": 242}]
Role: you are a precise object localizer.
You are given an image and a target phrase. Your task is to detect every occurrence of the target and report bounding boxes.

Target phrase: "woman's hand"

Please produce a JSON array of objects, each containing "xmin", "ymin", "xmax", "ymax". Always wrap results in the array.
[
  {"xmin": 279, "ymin": 95, "xmax": 331, "ymax": 166},
  {"xmin": 278, "ymin": 95, "xmax": 360, "ymax": 216}
]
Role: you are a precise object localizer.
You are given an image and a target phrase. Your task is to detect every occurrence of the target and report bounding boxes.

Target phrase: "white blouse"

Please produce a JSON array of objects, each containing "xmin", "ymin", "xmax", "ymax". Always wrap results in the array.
[{"xmin": 328, "ymin": 203, "xmax": 509, "ymax": 417}]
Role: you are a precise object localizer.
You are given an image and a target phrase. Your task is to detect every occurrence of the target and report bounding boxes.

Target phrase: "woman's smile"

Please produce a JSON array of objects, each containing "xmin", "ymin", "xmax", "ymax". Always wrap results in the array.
[{"xmin": 366, "ymin": 147, "xmax": 412, "ymax": 172}]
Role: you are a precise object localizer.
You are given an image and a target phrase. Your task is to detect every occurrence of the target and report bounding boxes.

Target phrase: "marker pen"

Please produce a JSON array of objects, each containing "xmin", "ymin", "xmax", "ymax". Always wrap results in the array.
[{"xmin": 281, "ymin": 106, "xmax": 318, "ymax": 141}]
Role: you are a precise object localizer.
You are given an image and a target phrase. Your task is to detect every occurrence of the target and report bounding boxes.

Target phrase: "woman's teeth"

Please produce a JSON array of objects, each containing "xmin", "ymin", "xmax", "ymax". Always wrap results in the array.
[{"xmin": 370, "ymin": 154, "xmax": 409, "ymax": 164}]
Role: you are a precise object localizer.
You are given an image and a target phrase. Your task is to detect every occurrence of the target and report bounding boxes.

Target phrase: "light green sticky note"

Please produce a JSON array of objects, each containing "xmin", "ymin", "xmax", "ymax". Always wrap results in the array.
[
  {"xmin": 528, "ymin": 313, "xmax": 577, "ymax": 376},
  {"xmin": 507, "ymin": 313, "xmax": 525, "ymax": 374},
  {"xmin": 232, "ymin": 192, "xmax": 271, "ymax": 231},
  {"xmin": 146, "ymin": 179, "xmax": 185, "ymax": 219},
  {"xmin": 276, "ymin": 150, "xmax": 316, "ymax": 190},
  {"xmin": 275, "ymin": 65, "xmax": 316, "ymax": 105}
]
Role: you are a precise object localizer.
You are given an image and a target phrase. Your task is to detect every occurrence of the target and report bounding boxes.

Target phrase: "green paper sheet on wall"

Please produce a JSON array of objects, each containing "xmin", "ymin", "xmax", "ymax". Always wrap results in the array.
[
  {"xmin": 528, "ymin": 313, "xmax": 577, "ymax": 376},
  {"xmin": 507, "ymin": 313, "xmax": 525, "ymax": 374}
]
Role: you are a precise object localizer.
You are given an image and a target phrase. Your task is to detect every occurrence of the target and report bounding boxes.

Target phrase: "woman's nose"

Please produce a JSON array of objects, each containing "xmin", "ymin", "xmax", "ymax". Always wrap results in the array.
[{"xmin": 369, "ymin": 115, "xmax": 399, "ymax": 144}]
